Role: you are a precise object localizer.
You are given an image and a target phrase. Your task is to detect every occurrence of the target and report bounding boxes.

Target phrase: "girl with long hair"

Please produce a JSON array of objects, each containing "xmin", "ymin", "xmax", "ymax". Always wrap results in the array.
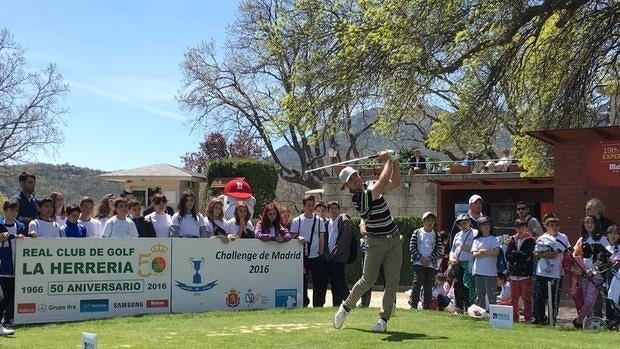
[
  {"xmin": 50, "ymin": 192, "xmax": 66, "ymax": 227},
  {"xmin": 226, "ymin": 201, "xmax": 254, "ymax": 240},
  {"xmin": 254, "ymin": 202, "xmax": 291, "ymax": 243},
  {"xmin": 170, "ymin": 191, "xmax": 206, "ymax": 238}
]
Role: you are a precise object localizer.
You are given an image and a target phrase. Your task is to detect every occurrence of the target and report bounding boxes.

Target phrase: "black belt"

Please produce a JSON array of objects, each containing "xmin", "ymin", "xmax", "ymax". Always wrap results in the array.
[{"xmin": 367, "ymin": 232, "xmax": 398, "ymax": 240}]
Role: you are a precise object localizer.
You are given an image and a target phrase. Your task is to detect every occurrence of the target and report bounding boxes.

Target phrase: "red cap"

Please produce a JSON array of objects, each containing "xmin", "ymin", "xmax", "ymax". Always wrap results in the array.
[{"xmin": 223, "ymin": 178, "xmax": 253, "ymax": 199}]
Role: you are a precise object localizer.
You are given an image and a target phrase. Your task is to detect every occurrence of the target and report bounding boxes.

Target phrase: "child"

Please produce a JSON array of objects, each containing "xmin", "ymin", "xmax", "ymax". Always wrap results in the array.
[
  {"xmin": 170, "ymin": 191, "xmax": 206, "ymax": 238},
  {"xmin": 0, "ymin": 200, "xmax": 26, "ymax": 334},
  {"xmin": 78, "ymin": 197, "xmax": 102, "ymax": 238},
  {"xmin": 101, "ymin": 198, "xmax": 139, "ymax": 239},
  {"xmin": 314, "ymin": 201, "xmax": 327, "ymax": 220},
  {"xmin": 533, "ymin": 214, "xmax": 570, "ymax": 325},
  {"xmin": 145, "ymin": 194, "xmax": 172, "ymax": 238},
  {"xmin": 496, "ymin": 273, "xmax": 511, "ymax": 305},
  {"xmin": 204, "ymin": 198, "xmax": 230, "ymax": 242},
  {"xmin": 449, "ymin": 214, "xmax": 477, "ymax": 313},
  {"xmin": 572, "ymin": 215, "xmax": 610, "ymax": 328},
  {"xmin": 226, "ymin": 201, "xmax": 255, "ymax": 240},
  {"xmin": 471, "ymin": 216, "xmax": 500, "ymax": 310},
  {"xmin": 409, "ymin": 211, "xmax": 443, "ymax": 309},
  {"xmin": 255, "ymin": 202, "xmax": 291, "ymax": 243},
  {"xmin": 50, "ymin": 192, "xmax": 67, "ymax": 227},
  {"xmin": 128, "ymin": 200, "xmax": 156, "ymax": 238},
  {"xmin": 606, "ymin": 225, "xmax": 619, "ymax": 323},
  {"xmin": 432, "ymin": 274, "xmax": 451, "ymax": 311},
  {"xmin": 29, "ymin": 198, "xmax": 61, "ymax": 238},
  {"xmin": 60, "ymin": 204, "xmax": 87, "ymax": 238},
  {"xmin": 505, "ymin": 218, "xmax": 535, "ymax": 322}
]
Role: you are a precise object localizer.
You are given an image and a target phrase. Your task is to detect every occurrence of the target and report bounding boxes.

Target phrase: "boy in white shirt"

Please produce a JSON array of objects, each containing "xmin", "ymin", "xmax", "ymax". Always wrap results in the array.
[
  {"xmin": 471, "ymin": 216, "xmax": 500, "ymax": 310},
  {"xmin": 78, "ymin": 197, "xmax": 102, "ymax": 238},
  {"xmin": 532, "ymin": 214, "xmax": 570, "ymax": 325},
  {"xmin": 408, "ymin": 212, "xmax": 442, "ymax": 309},
  {"xmin": 449, "ymin": 214, "xmax": 478, "ymax": 312},
  {"xmin": 102, "ymin": 198, "xmax": 139, "ymax": 239}
]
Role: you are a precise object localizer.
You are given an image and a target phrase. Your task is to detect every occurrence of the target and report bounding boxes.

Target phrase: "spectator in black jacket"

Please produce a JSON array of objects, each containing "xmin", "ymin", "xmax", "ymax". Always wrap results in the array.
[
  {"xmin": 505, "ymin": 219, "xmax": 535, "ymax": 323},
  {"xmin": 128, "ymin": 200, "xmax": 156, "ymax": 238}
]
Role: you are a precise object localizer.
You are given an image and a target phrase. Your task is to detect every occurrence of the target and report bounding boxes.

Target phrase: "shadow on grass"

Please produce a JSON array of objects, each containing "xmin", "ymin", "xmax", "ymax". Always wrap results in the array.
[{"xmin": 349, "ymin": 328, "xmax": 448, "ymax": 342}]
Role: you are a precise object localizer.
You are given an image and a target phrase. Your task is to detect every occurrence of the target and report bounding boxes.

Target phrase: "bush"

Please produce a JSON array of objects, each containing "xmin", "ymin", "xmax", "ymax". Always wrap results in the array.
[
  {"xmin": 205, "ymin": 159, "xmax": 278, "ymax": 215},
  {"xmin": 344, "ymin": 216, "xmax": 423, "ymax": 286}
]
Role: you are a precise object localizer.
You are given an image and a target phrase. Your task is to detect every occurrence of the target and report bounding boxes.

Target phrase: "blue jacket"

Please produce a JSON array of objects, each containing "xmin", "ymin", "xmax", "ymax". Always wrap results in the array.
[
  {"xmin": 61, "ymin": 221, "xmax": 87, "ymax": 238},
  {"xmin": 11, "ymin": 191, "xmax": 39, "ymax": 224}
]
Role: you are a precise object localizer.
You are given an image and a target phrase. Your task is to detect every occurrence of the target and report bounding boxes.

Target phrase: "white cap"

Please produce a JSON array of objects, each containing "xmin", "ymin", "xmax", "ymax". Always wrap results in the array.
[
  {"xmin": 339, "ymin": 166, "xmax": 357, "ymax": 184},
  {"xmin": 422, "ymin": 212, "xmax": 436, "ymax": 220},
  {"xmin": 468, "ymin": 194, "xmax": 483, "ymax": 205}
]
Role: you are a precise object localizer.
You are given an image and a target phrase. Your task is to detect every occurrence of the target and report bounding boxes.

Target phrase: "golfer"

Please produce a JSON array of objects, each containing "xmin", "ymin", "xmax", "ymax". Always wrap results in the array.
[{"xmin": 333, "ymin": 150, "xmax": 401, "ymax": 332}]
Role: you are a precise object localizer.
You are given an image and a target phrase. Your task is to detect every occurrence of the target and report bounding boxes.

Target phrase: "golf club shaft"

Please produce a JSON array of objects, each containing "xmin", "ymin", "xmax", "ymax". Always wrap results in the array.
[{"xmin": 304, "ymin": 150, "xmax": 396, "ymax": 175}]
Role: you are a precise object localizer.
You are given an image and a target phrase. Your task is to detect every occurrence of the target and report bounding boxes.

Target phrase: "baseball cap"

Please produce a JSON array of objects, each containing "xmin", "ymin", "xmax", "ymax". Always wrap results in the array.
[
  {"xmin": 422, "ymin": 212, "xmax": 436, "ymax": 220},
  {"xmin": 455, "ymin": 214, "xmax": 469, "ymax": 224},
  {"xmin": 224, "ymin": 178, "xmax": 253, "ymax": 199},
  {"xmin": 468, "ymin": 194, "xmax": 483, "ymax": 205},
  {"xmin": 339, "ymin": 166, "xmax": 357, "ymax": 185}
]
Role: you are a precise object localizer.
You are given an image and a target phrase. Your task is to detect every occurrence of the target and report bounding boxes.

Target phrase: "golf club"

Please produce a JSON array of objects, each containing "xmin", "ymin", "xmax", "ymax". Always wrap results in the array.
[{"xmin": 302, "ymin": 150, "xmax": 397, "ymax": 182}]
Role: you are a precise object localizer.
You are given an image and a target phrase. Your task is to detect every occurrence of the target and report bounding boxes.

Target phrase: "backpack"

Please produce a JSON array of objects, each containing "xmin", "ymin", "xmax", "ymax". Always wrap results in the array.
[{"xmin": 336, "ymin": 215, "xmax": 358, "ymax": 264}]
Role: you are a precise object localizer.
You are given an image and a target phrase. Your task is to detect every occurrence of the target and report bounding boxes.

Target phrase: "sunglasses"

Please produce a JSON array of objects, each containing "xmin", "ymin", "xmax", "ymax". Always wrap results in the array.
[{"xmin": 516, "ymin": 207, "xmax": 528, "ymax": 211}]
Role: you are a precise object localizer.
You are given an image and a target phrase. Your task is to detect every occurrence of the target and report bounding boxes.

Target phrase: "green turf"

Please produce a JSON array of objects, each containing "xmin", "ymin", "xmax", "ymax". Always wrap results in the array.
[{"xmin": 0, "ymin": 308, "xmax": 616, "ymax": 348}]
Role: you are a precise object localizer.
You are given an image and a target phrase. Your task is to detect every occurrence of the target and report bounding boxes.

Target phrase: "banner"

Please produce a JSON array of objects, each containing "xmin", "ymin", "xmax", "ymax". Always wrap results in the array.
[
  {"xmin": 14, "ymin": 238, "xmax": 172, "ymax": 324},
  {"xmin": 586, "ymin": 140, "xmax": 620, "ymax": 186},
  {"xmin": 171, "ymin": 239, "xmax": 303, "ymax": 313}
]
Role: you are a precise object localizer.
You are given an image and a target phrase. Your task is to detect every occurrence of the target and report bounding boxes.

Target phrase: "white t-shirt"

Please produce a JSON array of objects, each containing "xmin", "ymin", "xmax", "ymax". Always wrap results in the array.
[
  {"xmin": 290, "ymin": 214, "xmax": 325, "ymax": 258},
  {"xmin": 146, "ymin": 212, "xmax": 172, "ymax": 238},
  {"xmin": 171, "ymin": 213, "xmax": 206, "ymax": 238},
  {"xmin": 102, "ymin": 216, "xmax": 139, "ymax": 239},
  {"xmin": 328, "ymin": 218, "xmax": 339, "ymax": 253},
  {"xmin": 451, "ymin": 229, "xmax": 477, "ymax": 264},
  {"xmin": 536, "ymin": 232, "xmax": 570, "ymax": 279},
  {"xmin": 225, "ymin": 218, "xmax": 255, "ymax": 237},
  {"xmin": 472, "ymin": 235, "xmax": 500, "ymax": 276},
  {"xmin": 29, "ymin": 219, "xmax": 61, "ymax": 238},
  {"xmin": 78, "ymin": 218, "xmax": 102, "ymax": 238},
  {"xmin": 205, "ymin": 217, "xmax": 226, "ymax": 237},
  {"xmin": 98, "ymin": 217, "xmax": 110, "ymax": 230},
  {"xmin": 413, "ymin": 229, "xmax": 436, "ymax": 267},
  {"xmin": 575, "ymin": 235, "xmax": 610, "ymax": 271},
  {"xmin": 56, "ymin": 215, "xmax": 67, "ymax": 227}
]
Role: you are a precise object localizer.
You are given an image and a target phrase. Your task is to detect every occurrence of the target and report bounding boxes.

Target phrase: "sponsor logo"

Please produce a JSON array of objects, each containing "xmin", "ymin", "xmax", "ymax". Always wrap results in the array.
[
  {"xmin": 44, "ymin": 304, "xmax": 77, "ymax": 311},
  {"xmin": 113, "ymin": 301, "xmax": 144, "ymax": 309},
  {"xmin": 244, "ymin": 289, "xmax": 269, "ymax": 309},
  {"xmin": 175, "ymin": 257, "xmax": 218, "ymax": 293},
  {"xmin": 226, "ymin": 289, "xmax": 240, "ymax": 308},
  {"xmin": 493, "ymin": 313, "xmax": 510, "ymax": 321},
  {"xmin": 38, "ymin": 303, "xmax": 47, "ymax": 313},
  {"xmin": 275, "ymin": 289, "xmax": 298, "ymax": 308},
  {"xmin": 146, "ymin": 299, "xmax": 169, "ymax": 308},
  {"xmin": 138, "ymin": 243, "xmax": 169, "ymax": 277},
  {"xmin": 17, "ymin": 303, "xmax": 36, "ymax": 313},
  {"xmin": 80, "ymin": 299, "xmax": 109, "ymax": 313}
]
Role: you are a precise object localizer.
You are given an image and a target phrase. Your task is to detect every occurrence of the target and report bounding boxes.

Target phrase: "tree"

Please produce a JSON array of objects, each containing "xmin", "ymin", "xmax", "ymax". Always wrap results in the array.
[
  {"xmin": 0, "ymin": 28, "xmax": 68, "ymax": 165},
  {"xmin": 228, "ymin": 131, "xmax": 265, "ymax": 159},
  {"xmin": 178, "ymin": 0, "xmax": 380, "ymax": 188},
  {"xmin": 333, "ymin": 0, "xmax": 620, "ymax": 175},
  {"xmin": 181, "ymin": 132, "xmax": 229, "ymax": 173}
]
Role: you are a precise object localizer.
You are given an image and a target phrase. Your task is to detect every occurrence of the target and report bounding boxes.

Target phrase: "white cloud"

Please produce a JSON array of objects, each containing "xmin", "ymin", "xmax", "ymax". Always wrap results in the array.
[{"xmin": 68, "ymin": 80, "xmax": 185, "ymax": 121}]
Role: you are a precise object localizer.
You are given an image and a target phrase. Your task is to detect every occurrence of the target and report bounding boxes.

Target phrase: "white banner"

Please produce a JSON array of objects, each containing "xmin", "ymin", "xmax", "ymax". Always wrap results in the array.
[
  {"xmin": 14, "ymin": 238, "xmax": 172, "ymax": 324},
  {"xmin": 170, "ymin": 239, "xmax": 303, "ymax": 312}
]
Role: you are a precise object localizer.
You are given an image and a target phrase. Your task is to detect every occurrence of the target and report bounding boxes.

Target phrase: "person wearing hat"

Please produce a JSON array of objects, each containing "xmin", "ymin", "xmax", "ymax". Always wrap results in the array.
[
  {"xmin": 471, "ymin": 216, "xmax": 501, "ymax": 310},
  {"xmin": 408, "ymin": 212, "xmax": 443, "ymax": 309},
  {"xmin": 449, "ymin": 214, "xmax": 478, "ymax": 312},
  {"xmin": 333, "ymin": 150, "xmax": 400, "ymax": 333},
  {"xmin": 449, "ymin": 194, "xmax": 484, "ymax": 245}
]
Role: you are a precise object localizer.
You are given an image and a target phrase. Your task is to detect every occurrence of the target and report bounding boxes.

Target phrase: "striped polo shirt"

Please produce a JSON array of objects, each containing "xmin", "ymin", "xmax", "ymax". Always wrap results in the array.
[{"xmin": 358, "ymin": 189, "xmax": 397, "ymax": 236}]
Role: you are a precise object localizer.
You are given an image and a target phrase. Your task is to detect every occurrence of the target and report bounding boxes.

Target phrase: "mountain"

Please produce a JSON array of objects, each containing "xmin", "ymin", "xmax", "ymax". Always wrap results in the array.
[{"xmin": 0, "ymin": 163, "xmax": 123, "ymax": 205}]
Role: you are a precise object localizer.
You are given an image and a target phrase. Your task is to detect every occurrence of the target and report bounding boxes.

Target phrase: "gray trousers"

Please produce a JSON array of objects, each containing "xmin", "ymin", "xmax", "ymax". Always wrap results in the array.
[
  {"xmin": 474, "ymin": 275, "xmax": 497, "ymax": 309},
  {"xmin": 343, "ymin": 234, "xmax": 402, "ymax": 319}
]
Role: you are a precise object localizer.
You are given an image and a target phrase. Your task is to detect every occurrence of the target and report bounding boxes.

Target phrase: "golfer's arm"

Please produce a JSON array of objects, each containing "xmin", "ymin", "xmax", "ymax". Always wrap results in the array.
[{"xmin": 372, "ymin": 159, "xmax": 400, "ymax": 197}]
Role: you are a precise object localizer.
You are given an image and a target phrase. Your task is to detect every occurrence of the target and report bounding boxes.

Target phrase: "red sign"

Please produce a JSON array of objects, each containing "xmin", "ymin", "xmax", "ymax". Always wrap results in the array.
[
  {"xmin": 146, "ymin": 299, "xmax": 169, "ymax": 308},
  {"xmin": 586, "ymin": 141, "xmax": 620, "ymax": 186},
  {"xmin": 17, "ymin": 303, "xmax": 36, "ymax": 313}
]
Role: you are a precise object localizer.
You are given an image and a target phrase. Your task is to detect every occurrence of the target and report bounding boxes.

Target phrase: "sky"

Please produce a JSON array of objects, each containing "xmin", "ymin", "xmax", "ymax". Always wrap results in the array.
[{"xmin": 0, "ymin": 0, "xmax": 241, "ymax": 172}]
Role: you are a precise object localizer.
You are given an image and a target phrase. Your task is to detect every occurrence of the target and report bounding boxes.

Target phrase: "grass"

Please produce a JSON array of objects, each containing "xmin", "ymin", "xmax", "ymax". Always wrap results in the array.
[{"xmin": 1, "ymin": 308, "xmax": 616, "ymax": 348}]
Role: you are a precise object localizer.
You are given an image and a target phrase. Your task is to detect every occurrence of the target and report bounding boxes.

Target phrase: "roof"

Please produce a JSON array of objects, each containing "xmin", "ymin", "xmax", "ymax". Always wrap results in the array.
[
  {"xmin": 527, "ymin": 126, "xmax": 620, "ymax": 145},
  {"xmin": 100, "ymin": 163, "xmax": 206, "ymax": 182}
]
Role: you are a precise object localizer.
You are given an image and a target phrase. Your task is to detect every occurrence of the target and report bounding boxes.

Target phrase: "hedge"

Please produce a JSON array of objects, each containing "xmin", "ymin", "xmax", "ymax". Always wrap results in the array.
[
  {"xmin": 344, "ymin": 216, "xmax": 422, "ymax": 286},
  {"xmin": 205, "ymin": 159, "xmax": 278, "ymax": 215}
]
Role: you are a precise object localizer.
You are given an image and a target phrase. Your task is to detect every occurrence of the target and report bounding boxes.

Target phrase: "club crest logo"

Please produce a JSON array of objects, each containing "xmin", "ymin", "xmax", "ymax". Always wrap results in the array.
[
  {"xmin": 226, "ymin": 289, "xmax": 240, "ymax": 307},
  {"xmin": 138, "ymin": 243, "xmax": 169, "ymax": 277},
  {"xmin": 175, "ymin": 257, "xmax": 218, "ymax": 293}
]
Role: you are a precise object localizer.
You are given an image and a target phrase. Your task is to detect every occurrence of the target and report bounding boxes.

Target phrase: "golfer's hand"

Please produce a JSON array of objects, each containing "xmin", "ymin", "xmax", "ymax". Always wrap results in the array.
[{"xmin": 377, "ymin": 150, "xmax": 390, "ymax": 162}]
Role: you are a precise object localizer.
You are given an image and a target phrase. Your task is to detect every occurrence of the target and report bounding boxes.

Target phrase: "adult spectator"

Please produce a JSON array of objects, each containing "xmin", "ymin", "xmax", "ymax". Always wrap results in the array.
[
  {"xmin": 483, "ymin": 149, "xmax": 512, "ymax": 173},
  {"xmin": 460, "ymin": 151, "xmax": 475, "ymax": 167},
  {"xmin": 450, "ymin": 194, "xmax": 484, "ymax": 244},
  {"xmin": 583, "ymin": 198, "xmax": 616, "ymax": 234},
  {"xmin": 11, "ymin": 171, "xmax": 38, "ymax": 225},
  {"xmin": 324, "ymin": 201, "xmax": 352, "ymax": 307},
  {"xmin": 409, "ymin": 149, "xmax": 427, "ymax": 174},
  {"xmin": 516, "ymin": 201, "xmax": 544, "ymax": 237},
  {"xmin": 333, "ymin": 150, "xmax": 401, "ymax": 333}
]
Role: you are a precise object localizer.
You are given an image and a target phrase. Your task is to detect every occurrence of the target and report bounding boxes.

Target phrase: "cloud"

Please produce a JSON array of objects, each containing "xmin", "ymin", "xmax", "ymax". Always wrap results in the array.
[{"xmin": 68, "ymin": 80, "xmax": 185, "ymax": 121}]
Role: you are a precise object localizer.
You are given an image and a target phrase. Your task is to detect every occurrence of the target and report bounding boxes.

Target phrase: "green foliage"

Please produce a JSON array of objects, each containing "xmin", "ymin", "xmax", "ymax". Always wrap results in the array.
[
  {"xmin": 344, "ymin": 216, "xmax": 422, "ymax": 286},
  {"xmin": 205, "ymin": 159, "xmax": 279, "ymax": 214},
  {"xmin": 0, "ymin": 163, "xmax": 122, "ymax": 205}
]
